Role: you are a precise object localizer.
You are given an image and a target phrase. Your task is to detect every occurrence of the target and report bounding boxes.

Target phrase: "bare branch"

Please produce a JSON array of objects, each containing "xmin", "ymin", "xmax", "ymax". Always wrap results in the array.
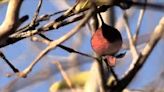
[
  {"xmin": 30, "ymin": 0, "xmax": 43, "ymax": 26},
  {"xmin": 54, "ymin": 61, "xmax": 76, "ymax": 92},
  {"xmin": 0, "ymin": 14, "xmax": 85, "ymax": 49},
  {"xmin": 110, "ymin": 17, "xmax": 164, "ymax": 91},
  {"xmin": 0, "ymin": 51, "xmax": 19, "ymax": 73},
  {"xmin": 17, "ymin": 8, "xmax": 95, "ymax": 78},
  {"xmin": 11, "ymin": 14, "xmax": 85, "ymax": 38},
  {"xmin": 133, "ymin": 0, "xmax": 147, "ymax": 45},
  {"xmin": 31, "ymin": 34, "xmax": 96, "ymax": 59},
  {"xmin": 123, "ymin": 12, "xmax": 139, "ymax": 59},
  {"xmin": 0, "ymin": 0, "xmax": 23, "ymax": 40},
  {"xmin": 129, "ymin": 1, "xmax": 164, "ymax": 11}
]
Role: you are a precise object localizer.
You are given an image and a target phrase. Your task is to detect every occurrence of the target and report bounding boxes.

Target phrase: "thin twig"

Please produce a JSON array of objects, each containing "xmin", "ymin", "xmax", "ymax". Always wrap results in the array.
[
  {"xmin": 0, "ymin": 51, "xmax": 19, "ymax": 73},
  {"xmin": 30, "ymin": 0, "xmax": 43, "ymax": 27},
  {"xmin": 16, "ymin": 9, "xmax": 66, "ymax": 33},
  {"xmin": 36, "ymin": 9, "xmax": 67, "ymax": 22},
  {"xmin": 9, "ymin": 0, "xmax": 43, "ymax": 37},
  {"xmin": 11, "ymin": 14, "xmax": 85, "ymax": 38},
  {"xmin": 129, "ymin": 1, "xmax": 164, "ymax": 11},
  {"xmin": 104, "ymin": 57, "xmax": 119, "ymax": 84},
  {"xmin": 53, "ymin": 14, "xmax": 84, "ymax": 29},
  {"xmin": 54, "ymin": 61, "xmax": 76, "ymax": 92},
  {"xmin": 31, "ymin": 34, "xmax": 96, "ymax": 59},
  {"xmin": 133, "ymin": 0, "xmax": 147, "ymax": 45},
  {"xmin": 123, "ymin": 12, "xmax": 138, "ymax": 59},
  {"xmin": 55, "ymin": 1, "xmax": 79, "ymax": 22},
  {"xmin": 109, "ymin": 65, "xmax": 119, "ymax": 82}
]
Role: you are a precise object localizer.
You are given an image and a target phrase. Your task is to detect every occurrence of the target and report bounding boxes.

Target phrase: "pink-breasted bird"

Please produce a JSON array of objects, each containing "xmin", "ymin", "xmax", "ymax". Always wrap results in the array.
[{"xmin": 91, "ymin": 13, "xmax": 123, "ymax": 66}]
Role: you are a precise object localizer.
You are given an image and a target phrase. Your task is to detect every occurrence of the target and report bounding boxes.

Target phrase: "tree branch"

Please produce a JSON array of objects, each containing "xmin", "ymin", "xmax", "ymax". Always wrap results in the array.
[
  {"xmin": 110, "ymin": 17, "xmax": 164, "ymax": 92},
  {"xmin": 17, "ymin": 8, "xmax": 95, "ymax": 78},
  {"xmin": 0, "ymin": 0, "xmax": 23, "ymax": 40}
]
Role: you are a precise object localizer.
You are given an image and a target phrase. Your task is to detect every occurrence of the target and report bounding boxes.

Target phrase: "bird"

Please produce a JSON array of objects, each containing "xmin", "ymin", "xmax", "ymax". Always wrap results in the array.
[{"xmin": 91, "ymin": 13, "xmax": 123, "ymax": 66}]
